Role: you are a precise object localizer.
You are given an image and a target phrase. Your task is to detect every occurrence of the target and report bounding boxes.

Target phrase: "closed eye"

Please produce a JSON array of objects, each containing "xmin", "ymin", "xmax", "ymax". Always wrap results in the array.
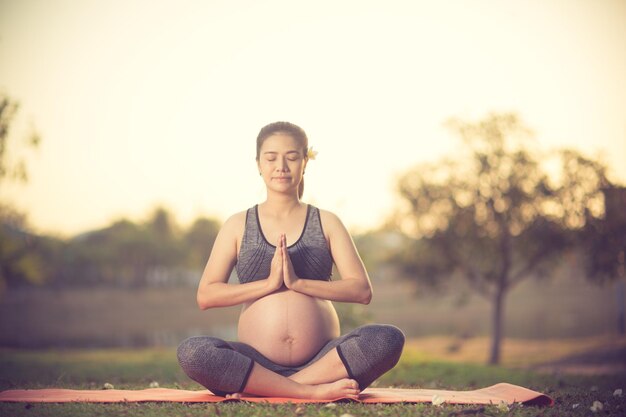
[{"xmin": 265, "ymin": 157, "xmax": 300, "ymax": 162}]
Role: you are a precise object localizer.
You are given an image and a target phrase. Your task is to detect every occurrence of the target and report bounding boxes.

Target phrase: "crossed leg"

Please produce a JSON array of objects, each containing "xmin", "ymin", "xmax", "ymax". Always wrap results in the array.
[
  {"xmin": 177, "ymin": 324, "xmax": 404, "ymax": 399},
  {"xmin": 288, "ymin": 348, "xmax": 348, "ymax": 385},
  {"xmin": 177, "ymin": 336, "xmax": 357, "ymax": 400},
  {"xmin": 230, "ymin": 358, "xmax": 358, "ymax": 400},
  {"xmin": 225, "ymin": 347, "xmax": 353, "ymax": 399}
]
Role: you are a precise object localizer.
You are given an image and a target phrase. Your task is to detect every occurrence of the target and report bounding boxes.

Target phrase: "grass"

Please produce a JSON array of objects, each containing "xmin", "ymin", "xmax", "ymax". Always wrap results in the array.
[{"xmin": 1, "ymin": 343, "xmax": 625, "ymax": 416}]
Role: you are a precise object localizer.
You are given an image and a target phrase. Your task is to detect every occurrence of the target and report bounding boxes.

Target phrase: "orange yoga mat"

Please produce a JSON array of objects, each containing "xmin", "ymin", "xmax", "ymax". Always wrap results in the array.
[{"xmin": 0, "ymin": 383, "xmax": 553, "ymax": 406}]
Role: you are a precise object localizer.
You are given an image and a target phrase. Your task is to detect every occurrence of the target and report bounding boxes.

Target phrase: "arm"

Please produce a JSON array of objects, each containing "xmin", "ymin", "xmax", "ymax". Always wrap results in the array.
[
  {"xmin": 196, "ymin": 213, "xmax": 283, "ymax": 310},
  {"xmin": 284, "ymin": 210, "xmax": 373, "ymax": 304}
]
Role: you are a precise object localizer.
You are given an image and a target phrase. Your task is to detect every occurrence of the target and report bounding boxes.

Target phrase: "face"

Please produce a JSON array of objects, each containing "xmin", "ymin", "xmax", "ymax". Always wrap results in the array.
[{"xmin": 257, "ymin": 133, "xmax": 307, "ymax": 194}]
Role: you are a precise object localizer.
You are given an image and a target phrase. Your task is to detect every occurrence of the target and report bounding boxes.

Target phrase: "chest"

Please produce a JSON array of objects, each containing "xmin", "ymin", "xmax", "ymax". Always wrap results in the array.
[
  {"xmin": 258, "ymin": 216, "xmax": 307, "ymax": 247},
  {"xmin": 255, "ymin": 205, "xmax": 310, "ymax": 247}
]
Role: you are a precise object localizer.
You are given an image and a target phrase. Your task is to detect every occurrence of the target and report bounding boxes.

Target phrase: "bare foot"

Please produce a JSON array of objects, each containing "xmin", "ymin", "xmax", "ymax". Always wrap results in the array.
[
  {"xmin": 225, "ymin": 392, "xmax": 262, "ymax": 399},
  {"xmin": 311, "ymin": 378, "xmax": 360, "ymax": 400}
]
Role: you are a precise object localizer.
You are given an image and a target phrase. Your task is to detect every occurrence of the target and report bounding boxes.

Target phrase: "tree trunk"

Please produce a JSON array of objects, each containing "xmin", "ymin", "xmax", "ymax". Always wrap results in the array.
[
  {"xmin": 491, "ymin": 212, "xmax": 511, "ymax": 365},
  {"xmin": 489, "ymin": 284, "xmax": 505, "ymax": 364},
  {"xmin": 618, "ymin": 250, "xmax": 625, "ymax": 335}
]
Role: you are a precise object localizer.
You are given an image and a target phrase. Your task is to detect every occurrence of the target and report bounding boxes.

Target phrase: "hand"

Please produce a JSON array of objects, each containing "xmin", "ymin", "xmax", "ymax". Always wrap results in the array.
[
  {"xmin": 282, "ymin": 234, "xmax": 300, "ymax": 289},
  {"xmin": 267, "ymin": 234, "xmax": 284, "ymax": 291}
]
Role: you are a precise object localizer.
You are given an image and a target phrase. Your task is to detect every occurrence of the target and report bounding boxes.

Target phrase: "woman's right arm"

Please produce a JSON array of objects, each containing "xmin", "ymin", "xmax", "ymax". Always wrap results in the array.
[{"xmin": 196, "ymin": 213, "xmax": 283, "ymax": 309}]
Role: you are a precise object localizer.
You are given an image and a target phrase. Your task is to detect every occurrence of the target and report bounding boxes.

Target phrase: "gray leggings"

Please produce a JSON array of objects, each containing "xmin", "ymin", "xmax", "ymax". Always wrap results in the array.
[{"xmin": 177, "ymin": 324, "xmax": 405, "ymax": 396}]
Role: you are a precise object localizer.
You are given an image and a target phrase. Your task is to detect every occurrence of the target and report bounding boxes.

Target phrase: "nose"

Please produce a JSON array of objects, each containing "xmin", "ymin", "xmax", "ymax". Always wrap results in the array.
[{"xmin": 276, "ymin": 157, "xmax": 289, "ymax": 172}]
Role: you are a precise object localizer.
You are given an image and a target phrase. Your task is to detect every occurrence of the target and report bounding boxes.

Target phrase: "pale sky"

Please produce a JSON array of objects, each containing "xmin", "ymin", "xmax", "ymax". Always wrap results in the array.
[{"xmin": 1, "ymin": 0, "xmax": 625, "ymax": 238}]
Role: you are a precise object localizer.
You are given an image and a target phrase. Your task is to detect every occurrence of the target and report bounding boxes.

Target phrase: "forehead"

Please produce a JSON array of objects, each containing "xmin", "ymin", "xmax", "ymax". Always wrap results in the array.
[{"xmin": 260, "ymin": 133, "xmax": 302, "ymax": 151}]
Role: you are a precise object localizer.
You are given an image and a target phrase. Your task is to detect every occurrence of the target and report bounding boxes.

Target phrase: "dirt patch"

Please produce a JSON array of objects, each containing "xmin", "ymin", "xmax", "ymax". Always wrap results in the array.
[
  {"xmin": 531, "ymin": 343, "xmax": 626, "ymax": 375},
  {"xmin": 405, "ymin": 335, "xmax": 626, "ymax": 375}
]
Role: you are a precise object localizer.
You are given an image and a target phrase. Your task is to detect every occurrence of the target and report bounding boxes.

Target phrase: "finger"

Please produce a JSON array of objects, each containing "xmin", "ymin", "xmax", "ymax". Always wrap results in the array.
[
  {"xmin": 282, "ymin": 235, "xmax": 289, "ymax": 257},
  {"xmin": 274, "ymin": 236, "xmax": 282, "ymax": 257},
  {"xmin": 282, "ymin": 242, "xmax": 287, "ymax": 266}
]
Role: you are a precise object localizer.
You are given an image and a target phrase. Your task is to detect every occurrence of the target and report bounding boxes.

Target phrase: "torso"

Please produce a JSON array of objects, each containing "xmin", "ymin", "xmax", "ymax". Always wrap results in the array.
[{"xmin": 235, "ymin": 203, "xmax": 340, "ymax": 366}]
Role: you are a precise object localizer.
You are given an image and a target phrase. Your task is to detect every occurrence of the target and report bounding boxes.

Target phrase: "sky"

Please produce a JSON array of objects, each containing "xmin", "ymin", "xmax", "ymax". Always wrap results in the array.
[{"xmin": 1, "ymin": 0, "xmax": 625, "ymax": 238}]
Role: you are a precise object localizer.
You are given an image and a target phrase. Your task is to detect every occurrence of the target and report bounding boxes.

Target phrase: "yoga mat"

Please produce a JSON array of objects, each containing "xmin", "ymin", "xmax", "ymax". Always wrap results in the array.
[{"xmin": 0, "ymin": 383, "xmax": 553, "ymax": 406}]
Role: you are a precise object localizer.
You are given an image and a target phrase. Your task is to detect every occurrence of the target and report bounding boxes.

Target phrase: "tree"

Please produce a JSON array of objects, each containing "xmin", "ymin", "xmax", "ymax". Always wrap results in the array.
[
  {"xmin": 63, "ymin": 207, "xmax": 188, "ymax": 287},
  {"xmin": 392, "ymin": 112, "xmax": 611, "ymax": 364},
  {"xmin": 0, "ymin": 94, "xmax": 42, "ymax": 294},
  {"xmin": 583, "ymin": 187, "xmax": 626, "ymax": 281},
  {"xmin": 582, "ymin": 186, "xmax": 626, "ymax": 333},
  {"xmin": 0, "ymin": 95, "xmax": 41, "ymax": 184},
  {"xmin": 183, "ymin": 217, "xmax": 220, "ymax": 269}
]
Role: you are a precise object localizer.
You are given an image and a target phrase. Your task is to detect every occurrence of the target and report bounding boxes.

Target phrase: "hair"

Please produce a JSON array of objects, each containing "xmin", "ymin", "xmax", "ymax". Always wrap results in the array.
[{"xmin": 256, "ymin": 121, "xmax": 309, "ymax": 199}]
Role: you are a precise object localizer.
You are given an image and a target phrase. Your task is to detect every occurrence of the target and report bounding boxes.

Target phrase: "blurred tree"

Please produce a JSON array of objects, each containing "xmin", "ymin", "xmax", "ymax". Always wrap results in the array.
[
  {"xmin": 63, "ymin": 208, "xmax": 187, "ymax": 287},
  {"xmin": 183, "ymin": 217, "xmax": 220, "ymax": 269},
  {"xmin": 144, "ymin": 206, "xmax": 185, "ymax": 269},
  {"xmin": 148, "ymin": 206, "xmax": 178, "ymax": 240},
  {"xmin": 392, "ymin": 112, "xmax": 611, "ymax": 364},
  {"xmin": 583, "ymin": 187, "xmax": 626, "ymax": 281},
  {"xmin": 0, "ymin": 95, "xmax": 40, "ymax": 183},
  {"xmin": 353, "ymin": 231, "xmax": 388, "ymax": 277},
  {"xmin": 0, "ymin": 94, "xmax": 42, "ymax": 294},
  {"xmin": 582, "ymin": 186, "xmax": 626, "ymax": 333},
  {"xmin": 58, "ymin": 207, "xmax": 223, "ymax": 287},
  {"xmin": 0, "ymin": 203, "xmax": 44, "ymax": 290}
]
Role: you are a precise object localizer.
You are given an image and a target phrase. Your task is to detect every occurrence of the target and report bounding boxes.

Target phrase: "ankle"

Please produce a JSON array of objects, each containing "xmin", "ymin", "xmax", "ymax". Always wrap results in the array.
[
  {"xmin": 288, "ymin": 373, "xmax": 309, "ymax": 385},
  {"xmin": 298, "ymin": 383, "xmax": 317, "ymax": 399}
]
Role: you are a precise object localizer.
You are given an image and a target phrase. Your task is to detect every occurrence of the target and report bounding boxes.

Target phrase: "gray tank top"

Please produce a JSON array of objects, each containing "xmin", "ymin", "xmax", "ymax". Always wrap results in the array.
[{"xmin": 236, "ymin": 204, "xmax": 333, "ymax": 284}]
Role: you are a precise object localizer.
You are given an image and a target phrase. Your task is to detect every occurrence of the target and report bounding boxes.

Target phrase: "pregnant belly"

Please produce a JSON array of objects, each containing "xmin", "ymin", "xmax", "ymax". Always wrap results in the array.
[{"xmin": 238, "ymin": 288, "xmax": 340, "ymax": 366}]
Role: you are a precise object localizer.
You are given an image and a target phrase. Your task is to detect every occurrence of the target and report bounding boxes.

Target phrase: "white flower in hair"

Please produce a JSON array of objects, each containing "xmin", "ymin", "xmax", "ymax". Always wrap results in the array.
[{"xmin": 307, "ymin": 146, "xmax": 318, "ymax": 160}]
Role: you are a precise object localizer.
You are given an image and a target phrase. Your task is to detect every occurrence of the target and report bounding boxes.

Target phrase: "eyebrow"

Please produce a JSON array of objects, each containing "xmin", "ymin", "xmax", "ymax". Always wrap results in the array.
[{"xmin": 262, "ymin": 150, "xmax": 301, "ymax": 155}]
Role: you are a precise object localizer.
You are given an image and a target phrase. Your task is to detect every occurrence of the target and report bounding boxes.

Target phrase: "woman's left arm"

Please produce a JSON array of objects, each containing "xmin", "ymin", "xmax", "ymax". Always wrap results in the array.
[{"xmin": 284, "ymin": 210, "xmax": 373, "ymax": 304}]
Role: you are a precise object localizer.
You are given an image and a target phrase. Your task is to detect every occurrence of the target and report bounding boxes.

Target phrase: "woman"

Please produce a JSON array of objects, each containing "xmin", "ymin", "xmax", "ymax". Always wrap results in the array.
[{"xmin": 177, "ymin": 122, "xmax": 405, "ymax": 400}]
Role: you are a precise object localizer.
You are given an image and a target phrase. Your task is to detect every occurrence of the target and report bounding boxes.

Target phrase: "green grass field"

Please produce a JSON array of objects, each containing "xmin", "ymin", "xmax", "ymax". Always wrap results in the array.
[{"xmin": 1, "ymin": 344, "xmax": 625, "ymax": 417}]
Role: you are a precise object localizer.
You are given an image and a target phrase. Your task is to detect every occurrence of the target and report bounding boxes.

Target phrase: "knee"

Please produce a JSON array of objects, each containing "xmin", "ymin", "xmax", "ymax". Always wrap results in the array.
[
  {"xmin": 176, "ymin": 336, "xmax": 223, "ymax": 371},
  {"xmin": 176, "ymin": 337, "xmax": 201, "ymax": 370},
  {"xmin": 360, "ymin": 324, "xmax": 405, "ymax": 362}
]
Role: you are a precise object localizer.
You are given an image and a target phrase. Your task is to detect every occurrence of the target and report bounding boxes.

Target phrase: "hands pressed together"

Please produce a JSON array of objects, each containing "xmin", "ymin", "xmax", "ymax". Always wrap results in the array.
[{"xmin": 268, "ymin": 233, "xmax": 301, "ymax": 291}]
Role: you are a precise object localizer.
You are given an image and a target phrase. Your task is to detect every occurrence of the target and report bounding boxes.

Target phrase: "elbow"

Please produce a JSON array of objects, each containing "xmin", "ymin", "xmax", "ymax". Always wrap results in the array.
[
  {"xmin": 197, "ymin": 282, "xmax": 232, "ymax": 309},
  {"xmin": 196, "ymin": 291, "xmax": 212, "ymax": 310},
  {"xmin": 359, "ymin": 285, "xmax": 373, "ymax": 305}
]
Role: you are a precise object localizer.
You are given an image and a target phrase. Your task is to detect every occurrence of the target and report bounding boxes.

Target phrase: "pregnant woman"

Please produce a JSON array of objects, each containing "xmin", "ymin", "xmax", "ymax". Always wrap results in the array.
[{"xmin": 177, "ymin": 122, "xmax": 405, "ymax": 400}]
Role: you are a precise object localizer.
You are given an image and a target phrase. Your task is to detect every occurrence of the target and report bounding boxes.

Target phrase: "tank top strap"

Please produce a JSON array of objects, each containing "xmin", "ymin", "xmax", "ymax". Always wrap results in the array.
[
  {"xmin": 241, "ymin": 205, "xmax": 262, "ymax": 246},
  {"xmin": 300, "ymin": 205, "xmax": 327, "ymax": 246}
]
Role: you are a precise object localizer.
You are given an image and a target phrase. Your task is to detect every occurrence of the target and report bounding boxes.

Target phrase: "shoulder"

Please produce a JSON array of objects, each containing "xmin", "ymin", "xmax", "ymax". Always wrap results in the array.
[
  {"xmin": 317, "ymin": 208, "xmax": 349, "ymax": 236},
  {"xmin": 219, "ymin": 209, "xmax": 249, "ymax": 236}
]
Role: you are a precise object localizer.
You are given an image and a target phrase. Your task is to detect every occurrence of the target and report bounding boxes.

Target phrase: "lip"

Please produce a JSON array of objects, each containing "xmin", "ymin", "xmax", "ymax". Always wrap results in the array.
[{"xmin": 272, "ymin": 177, "xmax": 292, "ymax": 180}]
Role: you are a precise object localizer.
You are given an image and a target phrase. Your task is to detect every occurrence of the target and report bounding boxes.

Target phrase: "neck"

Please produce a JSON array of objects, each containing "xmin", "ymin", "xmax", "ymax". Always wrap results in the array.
[{"xmin": 262, "ymin": 191, "xmax": 303, "ymax": 215}]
